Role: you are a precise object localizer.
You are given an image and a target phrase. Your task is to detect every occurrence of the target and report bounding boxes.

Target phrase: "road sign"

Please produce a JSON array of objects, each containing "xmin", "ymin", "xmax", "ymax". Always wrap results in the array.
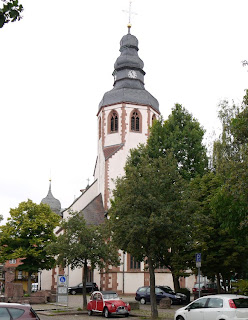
[
  {"xmin": 58, "ymin": 275, "xmax": 67, "ymax": 286},
  {"xmin": 196, "ymin": 253, "xmax": 201, "ymax": 262},
  {"xmin": 196, "ymin": 261, "xmax": 201, "ymax": 268}
]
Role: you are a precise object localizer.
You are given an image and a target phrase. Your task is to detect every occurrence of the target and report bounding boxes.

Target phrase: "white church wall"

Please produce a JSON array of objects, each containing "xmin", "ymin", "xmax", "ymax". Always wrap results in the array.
[
  {"xmin": 185, "ymin": 274, "xmax": 196, "ymax": 290},
  {"xmin": 40, "ymin": 269, "xmax": 53, "ymax": 291},
  {"xmin": 67, "ymin": 266, "xmax": 82, "ymax": 286},
  {"xmin": 156, "ymin": 273, "xmax": 174, "ymax": 289},
  {"xmin": 93, "ymin": 269, "xmax": 101, "ymax": 289},
  {"xmin": 124, "ymin": 273, "xmax": 144, "ymax": 293}
]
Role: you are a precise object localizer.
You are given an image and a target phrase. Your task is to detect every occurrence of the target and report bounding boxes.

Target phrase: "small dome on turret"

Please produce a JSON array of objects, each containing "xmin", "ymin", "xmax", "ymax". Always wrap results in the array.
[
  {"xmin": 41, "ymin": 180, "xmax": 62, "ymax": 216},
  {"xmin": 114, "ymin": 34, "xmax": 144, "ymax": 71},
  {"xmin": 120, "ymin": 33, "xmax": 139, "ymax": 51}
]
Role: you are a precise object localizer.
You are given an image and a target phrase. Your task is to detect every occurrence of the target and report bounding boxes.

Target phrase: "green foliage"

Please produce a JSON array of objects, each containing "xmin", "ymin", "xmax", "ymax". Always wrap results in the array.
[
  {"xmin": 110, "ymin": 151, "xmax": 184, "ymax": 263},
  {"xmin": 47, "ymin": 211, "xmax": 120, "ymax": 271},
  {"xmin": 47, "ymin": 211, "xmax": 120, "ymax": 310},
  {"xmin": 212, "ymin": 95, "xmax": 248, "ymax": 242},
  {"xmin": 0, "ymin": 200, "xmax": 60, "ymax": 293},
  {"xmin": 0, "ymin": 199, "xmax": 60, "ymax": 271},
  {"xmin": 0, "ymin": 0, "xmax": 23, "ymax": 28},
  {"xmin": 147, "ymin": 104, "xmax": 208, "ymax": 180},
  {"xmin": 232, "ymin": 280, "xmax": 248, "ymax": 296},
  {"xmin": 109, "ymin": 149, "xmax": 185, "ymax": 318}
]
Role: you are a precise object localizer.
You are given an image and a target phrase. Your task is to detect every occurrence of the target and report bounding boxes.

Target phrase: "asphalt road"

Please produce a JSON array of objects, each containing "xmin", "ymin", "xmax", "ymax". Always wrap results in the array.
[{"xmin": 33, "ymin": 295, "xmax": 180, "ymax": 320}]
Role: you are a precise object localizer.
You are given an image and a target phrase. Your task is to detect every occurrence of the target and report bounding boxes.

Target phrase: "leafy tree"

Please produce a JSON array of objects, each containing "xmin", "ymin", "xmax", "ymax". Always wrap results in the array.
[
  {"xmin": 47, "ymin": 211, "xmax": 120, "ymax": 310},
  {"xmin": 189, "ymin": 173, "xmax": 248, "ymax": 292},
  {"xmin": 0, "ymin": 0, "xmax": 23, "ymax": 28},
  {"xmin": 212, "ymin": 95, "xmax": 248, "ymax": 240},
  {"xmin": 147, "ymin": 104, "xmax": 208, "ymax": 180},
  {"xmin": 0, "ymin": 200, "xmax": 60, "ymax": 293},
  {"xmin": 145, "ymin": 105, "xmax": 208, "ymax": 290},
  {"xmin": 109, "ymin": 149, "xmax": 185, "ymax": 319}
]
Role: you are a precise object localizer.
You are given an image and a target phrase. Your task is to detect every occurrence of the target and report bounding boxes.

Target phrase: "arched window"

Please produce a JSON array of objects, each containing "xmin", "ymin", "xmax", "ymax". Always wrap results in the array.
[
  {"xmin": 152, "ymin": 114, "xmax": 156, "ymax": 124},
  {"xmin": 109, "ymin": 110, "xmax": 118, "ymax": 133},
  {"xmin": 131, "ymin": 109, "xmax": 141, "ymax": 132},
  {"xmin": 98, "ymin": 117, "xmax": 101, "ymax": 139}
]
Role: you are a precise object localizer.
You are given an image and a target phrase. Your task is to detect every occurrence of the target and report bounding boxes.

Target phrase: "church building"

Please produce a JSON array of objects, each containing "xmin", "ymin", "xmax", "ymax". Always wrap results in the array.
[{"xmin": 41, "ymin": 26, "xmax": 195, "ymax": 294}]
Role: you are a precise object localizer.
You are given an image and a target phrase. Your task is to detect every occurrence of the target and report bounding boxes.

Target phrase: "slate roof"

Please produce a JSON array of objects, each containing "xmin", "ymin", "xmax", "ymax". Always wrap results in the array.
[
  {"xmin": 99, "ymin": 32, "xmax": 159, "ymax": 112},
  {"xmin": 80, "ymin": 194, "xmax": 105, "ymax": 225},
  {"xmin": 41, "ymin": 180, "xmax": 62, "ymax": 216}
]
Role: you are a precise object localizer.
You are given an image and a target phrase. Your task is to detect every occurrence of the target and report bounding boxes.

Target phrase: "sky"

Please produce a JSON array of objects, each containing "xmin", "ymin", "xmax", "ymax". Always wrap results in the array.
[{"xmin": 1, "ymin": 0, "xmax": 248, "ymax": 223}]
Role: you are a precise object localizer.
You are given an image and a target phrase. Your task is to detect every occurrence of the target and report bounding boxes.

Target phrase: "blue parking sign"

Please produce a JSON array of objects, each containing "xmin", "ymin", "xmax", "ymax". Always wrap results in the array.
[{"xmin": 196, "ymin": 253, "xmax": 201, "ymax": 262}]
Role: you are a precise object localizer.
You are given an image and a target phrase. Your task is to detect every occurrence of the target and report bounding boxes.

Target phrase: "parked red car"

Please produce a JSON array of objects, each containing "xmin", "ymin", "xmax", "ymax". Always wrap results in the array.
[
  {"xmin": 87, "ymin": 291, "xmax": 131, "ymax": 318},
  {"xmin": 0, "ymin": 303, "xmax": 40, "ymax": 319}
]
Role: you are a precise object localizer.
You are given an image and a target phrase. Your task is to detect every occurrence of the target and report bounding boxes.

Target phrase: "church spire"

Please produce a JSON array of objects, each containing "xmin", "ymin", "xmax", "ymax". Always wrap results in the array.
[
  {"xmin": 98, "ymin": 28, "xmax": 159, "ymax": 112},
  {"xmin": 41, "ymin": 179, "xmax": 62, "ymax": 216}
]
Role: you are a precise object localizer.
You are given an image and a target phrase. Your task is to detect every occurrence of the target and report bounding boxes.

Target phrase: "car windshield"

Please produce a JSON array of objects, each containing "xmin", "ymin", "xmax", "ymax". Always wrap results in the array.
[
  {"xmin": 233, "ymin": 298, "xmax": 248, "ymax": 308},
  {"xmin": 103, "ymin": 293, "xmax": 119, "ymax": 300}
]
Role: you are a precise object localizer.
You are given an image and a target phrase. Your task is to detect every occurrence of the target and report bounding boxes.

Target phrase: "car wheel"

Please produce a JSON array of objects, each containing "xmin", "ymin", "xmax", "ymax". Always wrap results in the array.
[
  {"xmin": 103, "ymin": 307, "xmax": 110, "ymax": 318},
  {"xmin": 176, "ymin": 316, "xmax": 185, "ymax": 320},
  {"xmin": 140, "ymin": 298, "xmax": 146, "ymax": 305},
  {"xmin": 88, "ymin": 310, "xmax": 93, "ymax": 316},
  {"xmin": 125, "ymin": 313, "xmax": 129, "ymax": 317},
  {"xmin": 71, "ymin": 290, "xmax": 77, "ymax": 295}
]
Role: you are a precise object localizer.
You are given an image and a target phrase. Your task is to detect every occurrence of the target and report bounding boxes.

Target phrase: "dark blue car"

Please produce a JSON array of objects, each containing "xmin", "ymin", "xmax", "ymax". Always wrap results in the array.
[{"xmin": 135, "ymin": 286, "xmax": 182, "ymax": 305}]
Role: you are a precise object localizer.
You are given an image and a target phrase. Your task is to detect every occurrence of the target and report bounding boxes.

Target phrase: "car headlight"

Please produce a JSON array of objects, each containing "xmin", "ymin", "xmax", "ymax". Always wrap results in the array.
[{"xmin": 176, "ymin": 295, "xmax": 181, "ymax": 298}]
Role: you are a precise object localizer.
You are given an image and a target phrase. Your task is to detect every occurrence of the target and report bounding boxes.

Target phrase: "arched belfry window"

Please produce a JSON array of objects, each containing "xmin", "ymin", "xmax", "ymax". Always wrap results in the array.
[
  {"xmin": 152, "ymin": 114, "xmax": 156, "ymax": 124},
  {"xmin": 131, "ymin": 109, "xmax": 142, "ymax": 132},
  {"xmin": 109, "ymin": 110, "xmax": 118, "ymax": 133}
]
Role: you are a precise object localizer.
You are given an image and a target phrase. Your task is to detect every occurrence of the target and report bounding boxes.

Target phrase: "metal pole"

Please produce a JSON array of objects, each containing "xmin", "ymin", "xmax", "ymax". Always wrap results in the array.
[{"xmin": 198, "ymin": 267, "xmax": 201, "ymax": 298}]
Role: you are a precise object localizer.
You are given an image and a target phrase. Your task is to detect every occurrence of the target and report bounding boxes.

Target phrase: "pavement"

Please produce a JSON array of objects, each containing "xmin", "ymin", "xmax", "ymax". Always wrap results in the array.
[{"xmin": 31, "ymin": 294, "xmax": 182, "ymax": 320}]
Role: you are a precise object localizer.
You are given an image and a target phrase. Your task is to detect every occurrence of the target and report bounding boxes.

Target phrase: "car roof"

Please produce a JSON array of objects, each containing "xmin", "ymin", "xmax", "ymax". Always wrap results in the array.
[
  {"xmin": 196, "ymin": 294, "xmax": 248, "ymax": 299},
  {"xmin": 0, "ymin": 302, "xmax": 31, "ymax": 307}
]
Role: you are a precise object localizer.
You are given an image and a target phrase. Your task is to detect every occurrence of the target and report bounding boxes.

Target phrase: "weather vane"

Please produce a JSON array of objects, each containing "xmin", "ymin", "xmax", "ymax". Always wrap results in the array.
[{"xmin": 122, "ymin": 0, "xmax": 137, "ymax": 33}]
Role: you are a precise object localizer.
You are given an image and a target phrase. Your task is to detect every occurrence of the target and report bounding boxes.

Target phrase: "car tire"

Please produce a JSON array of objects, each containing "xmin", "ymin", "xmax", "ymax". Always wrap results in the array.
[
  {"xmin": 176, "ymin": 316, "xmax": 185, "ymax": 320},
  {"xmin": 88, "ymin": 310, "xmax": 93, "ymax": 316},
  {"xmin": 71, "ymin": 290, "xmax": 77, "ymax": 295},
  {"xmin": 140, "ymin": 298, "xmax": 146, "ymax": 305},
  {"xmin": 103, "ymin": 307, "xmax": 110, "ymax": 318},
  {"xmin": 125, "ymin": 313, "xmax": 129, "ymax": 317}
]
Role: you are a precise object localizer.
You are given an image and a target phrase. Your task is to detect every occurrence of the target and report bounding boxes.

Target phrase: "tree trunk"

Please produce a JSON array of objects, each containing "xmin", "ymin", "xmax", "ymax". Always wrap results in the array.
[
  {"xmin": 82, "ymin": 260, "xmax": 88, "ymax": 310},
  {"xmin": 172, "ymin": 272, "xmax": 180, "ymax": 292},
  {"xmin": 148, "ymin": 257, "xmax": 158, "ymax": 319},
  {"xmin": 217, "ymin": 273, "xmax": 221, "ymax": 293},
  {"xmin": 27, "ymin": 271, "xmax": 32, "ymax": 295}
]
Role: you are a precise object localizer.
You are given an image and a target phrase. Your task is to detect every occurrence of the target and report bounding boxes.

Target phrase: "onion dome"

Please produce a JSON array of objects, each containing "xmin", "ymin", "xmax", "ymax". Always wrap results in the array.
[
  {"xmin": 99, "ymin": 28, "xmax": 159, "ymax": 112},
  {"xmin": 41, "ymin": 180, "xmax": 62, "ymax": 216}
]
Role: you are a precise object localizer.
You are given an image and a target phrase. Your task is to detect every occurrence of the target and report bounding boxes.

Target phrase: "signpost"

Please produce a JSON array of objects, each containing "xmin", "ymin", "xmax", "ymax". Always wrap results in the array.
[
  {"xmin": 196, "ymin": 253, "xmax": 201, "ymax": 298},
  {"xmin": 57, "ymin": 275, "xmax": 68, "ymax": 306}
]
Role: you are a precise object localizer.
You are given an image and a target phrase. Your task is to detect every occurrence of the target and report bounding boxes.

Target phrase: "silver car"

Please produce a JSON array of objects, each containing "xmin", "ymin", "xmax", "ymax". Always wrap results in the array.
[{"xmin": 174, "ymin": 294, "xmax": 248, "ymax": 320}]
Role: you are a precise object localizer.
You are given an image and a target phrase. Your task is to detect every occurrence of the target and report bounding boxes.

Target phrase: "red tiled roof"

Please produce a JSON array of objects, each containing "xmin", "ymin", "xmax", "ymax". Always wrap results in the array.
[{"xmin": 103, "ymin": 144, "xmax": 123, "ymax": 160}]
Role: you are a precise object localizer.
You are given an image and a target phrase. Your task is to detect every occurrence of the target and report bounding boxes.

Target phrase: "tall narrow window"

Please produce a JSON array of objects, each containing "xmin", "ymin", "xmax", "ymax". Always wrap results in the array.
[
  {"xmin": 131, "ymin": 110, "xmax": 141, "ymax": 132},
  {"xmin": 109, "ymin": 110, "xmax": 118, "ymax": 133},
  {"xmin": 99, "ymin": 117, "xmax": 101, "ymax": 139},
  {"xmin": 152, "ymin": 114, "xmax": 156, "ymax": 124},
  {"xmin": 130, "ymin": 256, "xmax": 141, "ymax": 270}
]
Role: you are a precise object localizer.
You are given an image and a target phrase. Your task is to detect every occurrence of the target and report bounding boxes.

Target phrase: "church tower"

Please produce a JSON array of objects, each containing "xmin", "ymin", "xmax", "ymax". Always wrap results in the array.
[
  {"xmin": 95, "ymin": 26, "xmax": 160, "ymax": 211},
  {"xmin": 41, "ymin": 180, "xmax": 62, "ymax": 216}
]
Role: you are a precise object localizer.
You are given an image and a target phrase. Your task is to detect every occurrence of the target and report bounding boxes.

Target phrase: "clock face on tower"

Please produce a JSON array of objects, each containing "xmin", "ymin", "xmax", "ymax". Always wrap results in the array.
[{"xmin": 128, "ymin": 70, "xmax": 137, "ymax": 79}]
